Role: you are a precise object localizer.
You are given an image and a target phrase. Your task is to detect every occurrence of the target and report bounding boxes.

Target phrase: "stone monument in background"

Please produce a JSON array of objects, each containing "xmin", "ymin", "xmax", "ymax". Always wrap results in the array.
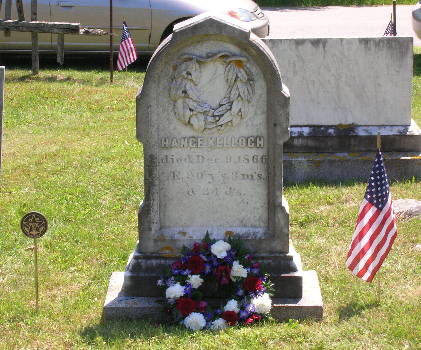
[{"xmin": 104, "ymin": 13, "xmax": 323, "ymax": 321}]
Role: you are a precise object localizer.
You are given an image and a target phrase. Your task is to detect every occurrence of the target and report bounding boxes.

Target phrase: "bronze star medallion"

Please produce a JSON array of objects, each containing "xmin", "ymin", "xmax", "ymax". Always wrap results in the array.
[{"xmin": 21, "ymin": 212, "xmax": 48, "ymax": 239}]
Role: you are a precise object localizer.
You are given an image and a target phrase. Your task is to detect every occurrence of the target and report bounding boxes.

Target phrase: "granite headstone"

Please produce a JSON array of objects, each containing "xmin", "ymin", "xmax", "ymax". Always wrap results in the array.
[{"xmin": 103, "ymin": 14, "xmax": 323, "ymax": 321}]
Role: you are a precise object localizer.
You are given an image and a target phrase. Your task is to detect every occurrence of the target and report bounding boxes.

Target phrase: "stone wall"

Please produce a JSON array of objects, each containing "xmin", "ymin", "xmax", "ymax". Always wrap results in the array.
[{"xmin": 263, "ymin": 37, "xmax": 413, "ymax": 126}]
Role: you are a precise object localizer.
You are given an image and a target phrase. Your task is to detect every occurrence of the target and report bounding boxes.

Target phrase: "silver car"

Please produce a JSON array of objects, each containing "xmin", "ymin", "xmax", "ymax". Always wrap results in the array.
[
  {"xmin": 0, "ymin": 0, "xmax": 269, "ymax": 54},
  {"xmin": 413, "ymin": 0, "xmax": 421, "ymax": 39}
]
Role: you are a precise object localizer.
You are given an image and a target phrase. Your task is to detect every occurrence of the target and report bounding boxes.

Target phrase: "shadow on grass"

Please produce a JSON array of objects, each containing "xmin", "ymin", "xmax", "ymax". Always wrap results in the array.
[
  {"xmin": 284, "ymin": 179, "xmax": 366, "ymax": 188},
  {"xmin": 337, "ymin": 300, "xmax": 380, "ymax": 321},
  {"xmin": 79, "ymin": 319, "xmax": 185, "ymax": 345},
  {"xmin": 0, "ymin": 53, "xmax": 148, "ymax": 74},
  {"xmin": 414, "ymin": 52, "xmax": 421, "ymax": 77}
]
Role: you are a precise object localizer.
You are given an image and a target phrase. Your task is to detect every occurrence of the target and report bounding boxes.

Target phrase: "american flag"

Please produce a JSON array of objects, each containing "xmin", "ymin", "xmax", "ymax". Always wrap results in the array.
[
  {"xmin": 346, "ymin": 150, "xmax": 398, "ymax": 282},
  {"xmin": 117, "ymin": 22, "xmax": 138, "ymax": 71},
  {"xmin": 383, "ymin": 19, "xmax": 396, "ymax": 36}
]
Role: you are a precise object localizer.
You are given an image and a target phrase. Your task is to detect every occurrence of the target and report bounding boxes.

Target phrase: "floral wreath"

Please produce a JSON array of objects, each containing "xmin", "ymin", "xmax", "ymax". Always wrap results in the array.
[
  {"xmin": 169, "ymin": 52, "xmax": 255, "ymax": 133},
  {"xmin": 158, "ymin": 234, "xmax": 273, "ymax": 331}
]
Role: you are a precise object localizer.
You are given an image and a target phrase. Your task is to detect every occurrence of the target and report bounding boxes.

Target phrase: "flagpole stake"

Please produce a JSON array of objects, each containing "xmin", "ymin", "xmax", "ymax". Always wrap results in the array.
[
  {"xmin": 376, "ymin": 133, "xmax": 381, "ymax": 150},
  {"xmin": 392, "ymin": 0, "xmax": 397, "ymax": 36},
  {"xmin": 109, "ymin": 0, "xmax": 114, "ymax": 83},
  {"xmin": 376, "ymin": 276, "xmax": 381, "ymax": 304},
  {"xmin": 34, "ymin": 237, "xmax": 39, "ymax": 311}
]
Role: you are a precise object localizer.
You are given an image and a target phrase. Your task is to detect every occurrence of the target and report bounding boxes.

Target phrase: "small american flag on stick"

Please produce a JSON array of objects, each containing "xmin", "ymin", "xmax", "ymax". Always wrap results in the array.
[
  {"xmin": 383, "ymin": 19, "xmax": 396, "ymax": 36},
  {"xmin": 346, "ymin": 149, "xmax": 398, "ymax": 282},
  {"xmin": 117, "ymin": 22, "xmax": 138, "ymax": 71}
]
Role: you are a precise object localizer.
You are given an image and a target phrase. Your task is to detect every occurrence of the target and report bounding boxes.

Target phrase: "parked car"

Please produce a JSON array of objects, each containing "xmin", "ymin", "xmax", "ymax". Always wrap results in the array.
[
  {"xmin": 0, "ymin": 0, "xmax": 269, "ymax": 55},
  {"xmin": 412, "ymin": 0, "xmax": 421, "ymax": 39}
]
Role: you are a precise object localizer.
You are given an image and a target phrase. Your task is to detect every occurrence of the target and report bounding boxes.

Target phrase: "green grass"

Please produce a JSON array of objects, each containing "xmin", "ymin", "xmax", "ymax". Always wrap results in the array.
[
  {"xmin": 257, "ymin": 0, "xmax": 415, "ymax": 6},
  {"xmin": 0, "ymin": 53, "xmax": 420, "ymax": 349}
]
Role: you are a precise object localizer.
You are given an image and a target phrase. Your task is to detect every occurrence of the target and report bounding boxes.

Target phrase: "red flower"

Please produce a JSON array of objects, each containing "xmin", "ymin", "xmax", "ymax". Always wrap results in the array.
[
  {"xmin": 245, "ymin": 314, "xmax": 262, "ymax": 324},
  {"xmin": 214, "ymin": 265, "xmax": 231, "ymax": 285},
  {"xmin": 243, "ymin": 276, "xmax": 263, "ymax": 292},
  {"xmin": 187, "ymin": 255, "xmax": 205, "ymax": 274},
  {"xmin": 221, "ymin": 311, "xmax": 238, "ymax": 326},
  {"xmin": 192, "ymin": 242, "xmax": 201, "ymax": 253},
  {"xmin": 171, "ymin": 260, "xmax": 185, "ymax": 270},
  {"xmin": 201, "ymin": 241, "xmax": 209, "ymax": 250},
  {"xmin": 175, "ymin": 298, "xmax": 196, "ymax": 316}
]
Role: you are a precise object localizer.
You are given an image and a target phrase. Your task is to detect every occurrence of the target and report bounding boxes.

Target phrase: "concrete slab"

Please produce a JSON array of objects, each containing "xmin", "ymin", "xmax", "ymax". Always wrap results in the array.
[
  {"xmin": 271, "ymin": 270, "xmax": 323, "ymax": 321},
  {"xmin": 103, "ymin": 270, "xmax": 323, "ymax": 322},
  {"xmin": 285, "ymin": 121, "xmax": 421, "ymax": 153}
]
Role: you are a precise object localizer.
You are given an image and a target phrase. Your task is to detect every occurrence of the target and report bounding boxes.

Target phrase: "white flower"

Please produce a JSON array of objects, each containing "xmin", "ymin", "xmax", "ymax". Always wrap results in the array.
[
  {"xmin": 250, "ymin": 293, "xmax": 272, "ymax": 314},
  {"xmin": 224, "ymin": 299, "xmax": 239, "ymax": 313},
  {"xmin": 187, "ymin": 274, "xmax": 204, "ymax": 289},
  {"xmin": 210, "ymin": 318, "xmax": 227, "ymax": 330},
  {"xmin": 211, "ymin": 240, "xmax": 231, "ymax": 259},
  {"xmin": 230, "ymin": 260, "xmax": 248, "ymax": 281},
  {"xmin": 156, "ymin": 279, "xmax": 164, "ymax": 286},
  {"xmin": 183, "ymin": 312, "xmax": 206, "ymax": 331},
  {"xmin": 165, "ymin": 282, "xmax": 185, "ymax": 299}
]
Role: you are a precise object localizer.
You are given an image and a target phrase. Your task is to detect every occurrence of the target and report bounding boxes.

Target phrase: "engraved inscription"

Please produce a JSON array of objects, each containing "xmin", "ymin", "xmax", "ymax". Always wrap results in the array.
[
  {"xmin": 159, "ymin": 154, "xmax": 267, "ymax": 165},
  {"xmin": 161, "ymin": 136, "xmax": 264, "ymax": 149}
]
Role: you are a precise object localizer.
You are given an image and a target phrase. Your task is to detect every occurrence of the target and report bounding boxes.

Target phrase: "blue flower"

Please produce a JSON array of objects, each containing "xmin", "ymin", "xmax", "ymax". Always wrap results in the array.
[
  {"xmin": 180, "ymin": 269, "xmax": 191, "ymax": 276},
  {"xmin": 184, "ymin": 283, "xmax": 192, "ymax": 297},
  {"xmin": 239, "ymin": 309, "xmax": 250, "ymax": 319},
  {"xmin": 251, "ymin": 268, "xmax": 260, "ymax": 275},
  {"xmin": 166, "ymin": 277, "xmax": 175, "ymax": 286},
  {"xmin": 236, "ymin": 288, "xmax": 245, "ymax": 297}
]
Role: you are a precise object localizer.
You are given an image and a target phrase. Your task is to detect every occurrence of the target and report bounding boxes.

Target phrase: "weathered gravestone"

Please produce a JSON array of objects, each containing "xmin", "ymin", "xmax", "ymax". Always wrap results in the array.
[{"xmin": 103, "ymin": 13, "xmax": 323, "ymax": 321}]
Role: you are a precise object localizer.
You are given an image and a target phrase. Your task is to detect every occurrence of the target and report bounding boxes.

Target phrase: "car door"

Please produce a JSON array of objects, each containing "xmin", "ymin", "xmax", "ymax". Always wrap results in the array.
[
  {"xmin": 50, "ymin": 0, "xmax": 151, "ymax": 52},
  {"xmin": 0, "ymin": 0, "xmax": 52, "ymax": 51}
]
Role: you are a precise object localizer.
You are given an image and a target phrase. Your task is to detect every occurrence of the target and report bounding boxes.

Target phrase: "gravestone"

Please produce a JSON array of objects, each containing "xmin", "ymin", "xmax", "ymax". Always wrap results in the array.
[{"xmin": 103, "ymin": 14, "xmax": 323, "ymax": 321}]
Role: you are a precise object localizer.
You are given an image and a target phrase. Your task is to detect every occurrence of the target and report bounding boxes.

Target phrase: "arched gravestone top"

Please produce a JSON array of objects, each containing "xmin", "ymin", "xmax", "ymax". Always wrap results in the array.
[{"xmin": 136, "ymin": 13, "xmax": 290, "ymax": 256}]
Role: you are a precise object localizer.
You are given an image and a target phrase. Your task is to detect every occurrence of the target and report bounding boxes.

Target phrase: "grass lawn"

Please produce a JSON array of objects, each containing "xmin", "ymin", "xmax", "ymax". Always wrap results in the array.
[{"xmin": 0, "ymin": 50, "xmax": 420, "ymax": 350}]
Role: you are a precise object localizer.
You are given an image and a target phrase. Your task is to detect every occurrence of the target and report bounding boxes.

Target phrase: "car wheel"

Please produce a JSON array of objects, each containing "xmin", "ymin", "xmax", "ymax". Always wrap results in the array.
[{"xmin": 160, "ymin": 18, "xmax": 190, "ymax": 42}]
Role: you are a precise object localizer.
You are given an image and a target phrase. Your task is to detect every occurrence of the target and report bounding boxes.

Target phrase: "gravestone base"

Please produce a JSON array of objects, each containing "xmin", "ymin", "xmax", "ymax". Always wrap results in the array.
[
  {"xmin": 121, "ymin": 243, "xmax": 305, "ymax": 299},
  {"xmin": 103, "ymin": 270, "xmax": 323, "ymax": 322},
  {"xmin": 284, "ymin": 122, "xmax": 421, "ymax": 182}
]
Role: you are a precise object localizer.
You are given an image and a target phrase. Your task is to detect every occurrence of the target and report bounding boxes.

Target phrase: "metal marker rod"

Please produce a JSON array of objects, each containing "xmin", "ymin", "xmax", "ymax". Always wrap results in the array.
[
  {"xmin": 392, "ymin": 0, "xmax": 397, "ymax": 35},
  {"xmin": 109, "ymin": 0, "xmax": 114, "ymax": 83},
  {"xmin": 31, "ymin": 0, "xmax": 39, "ymax": 75},
  {"xmin": 34, "ymin": 238, "xmax": 39, "ymax": 311}
]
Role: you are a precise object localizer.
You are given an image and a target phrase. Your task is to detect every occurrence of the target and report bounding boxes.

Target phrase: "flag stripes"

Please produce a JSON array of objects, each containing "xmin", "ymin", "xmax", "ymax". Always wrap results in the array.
[
  {"xmin": 346, "ymin": 150, "xmax": 397, "ymax": 282},
  {"xmin": 117, "ymin": 22, "xmax": 138, "ymax": 71}
]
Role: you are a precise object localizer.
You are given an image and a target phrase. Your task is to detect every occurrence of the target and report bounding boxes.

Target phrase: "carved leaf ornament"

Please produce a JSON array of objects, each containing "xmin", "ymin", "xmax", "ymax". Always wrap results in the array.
[{"xmin": 169, "ymin": 52, "xmax": 255, "ymax": 133}]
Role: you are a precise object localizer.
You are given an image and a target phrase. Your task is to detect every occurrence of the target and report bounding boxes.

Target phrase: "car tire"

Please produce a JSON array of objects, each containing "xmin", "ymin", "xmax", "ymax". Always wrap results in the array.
[{"xmin": 160, "ymin": 18, "xmax": 190, "ymax": 42}]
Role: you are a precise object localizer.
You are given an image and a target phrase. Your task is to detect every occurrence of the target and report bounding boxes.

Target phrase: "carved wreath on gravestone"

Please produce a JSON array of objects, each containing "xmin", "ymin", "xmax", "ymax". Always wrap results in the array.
[{"xmin": 169, "ymin": 52, "xmax": 255, "ymax": 133}]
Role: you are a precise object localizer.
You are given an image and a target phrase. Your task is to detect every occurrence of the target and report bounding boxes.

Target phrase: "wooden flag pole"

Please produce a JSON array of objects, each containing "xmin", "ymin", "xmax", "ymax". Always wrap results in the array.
[
  {"xmin": 31, "ymin": 0, "xmax": 39, "ymax": 75},
  {"xmin": 109, "ymin": 0, "xmax": 114, "ymax": 83}
]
